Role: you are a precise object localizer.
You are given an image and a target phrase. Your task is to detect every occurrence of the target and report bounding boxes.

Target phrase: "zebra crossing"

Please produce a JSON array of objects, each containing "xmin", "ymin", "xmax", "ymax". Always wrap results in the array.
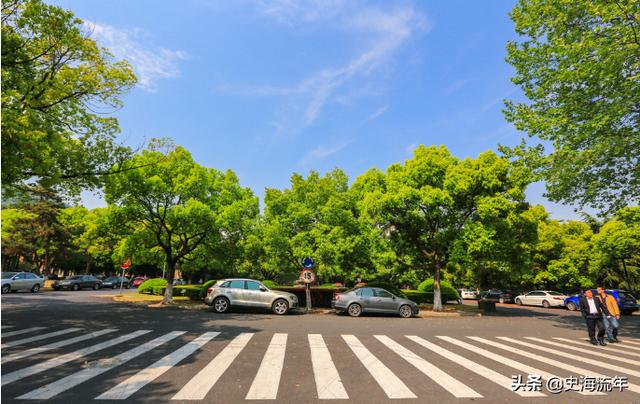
[{"xmin": 1, "ymin": 326, "xmax": 639, "ymax": 401}]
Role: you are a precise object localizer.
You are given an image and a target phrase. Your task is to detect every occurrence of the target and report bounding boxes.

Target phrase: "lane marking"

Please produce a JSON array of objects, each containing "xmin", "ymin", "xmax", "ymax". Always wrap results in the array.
[
  {"xmin": 407, "ymin": 336, "xmax": 543, "ymax": 397},
  {"xmin": 246, "ymin": 333, "xmax": 287, "ymax": 400},
  {"xmin": 376, "ymin": 335, "xmax": 482, "ymax": 398},
  {"xmin": 18, "ymin": 331, "xmax": 185, "ymax": 400},
  {"xmin": 342, "ymin": 334, "xmax": 416, "ymax": 399},
  {"xmin": 2, "ymin": 329, "xmax": 118, "ymax": 364},
  {"xmin": 569, "ymin": 338, "xmax": 640, "ymax": 353},
  {"xmin": 1, "ymin": 328, "xmax": 82, "ymax": 348},
  {"xmin": 471, "ymin": 337, "xmax": 640, "ymax": 394},
  {"xmin": 497, "ymin": 337, "xmax": 640, "ymax": 378},
  {"xmin": 96, "ymin": 332, "xmax": 218, "ymax": 400},
  {"xmin": 308, "ymin": 334, "xmax": 349, "ymax": 400},
  {"xmin": 1, "ymin": 327, "xmax": 46, "ymax": 338},
  {"xmin": 437, "ymin": 336, "xmax": 600, "ymax": 396},
  {"xmin": 1, "ymin": 330, "xmax": 151, "ymax": 386},
  {"xmin": 531, "ymin": 337, "xmax": 640, "ymax": 362},
  {"xmin": 1, "ymin": 326, "xmax": 16, "ymax": 329},
  {"xmin": 172, "ymin": 333, "xmax": 254, "ymax": 400}
]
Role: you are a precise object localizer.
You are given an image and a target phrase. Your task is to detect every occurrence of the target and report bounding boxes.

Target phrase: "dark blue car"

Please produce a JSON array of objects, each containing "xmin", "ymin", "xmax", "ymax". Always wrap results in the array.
[{"xmin": 564, "ymin": 289, "xmax": 638, "ymax": 315}]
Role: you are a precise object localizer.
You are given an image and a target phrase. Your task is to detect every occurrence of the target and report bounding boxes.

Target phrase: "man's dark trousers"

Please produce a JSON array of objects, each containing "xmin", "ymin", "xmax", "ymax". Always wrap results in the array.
[{"xmin": 585, "ymin": 314, "xmax": 605, "ymax": 341}]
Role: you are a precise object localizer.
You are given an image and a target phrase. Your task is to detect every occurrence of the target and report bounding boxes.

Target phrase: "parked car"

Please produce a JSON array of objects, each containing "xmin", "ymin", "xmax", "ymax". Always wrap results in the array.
[
  {"xmin": 101, "ymin": 276, "xmax": 131, "ymax": 289},
  {"xmin": 459, "ymin": 289, "xmax": 478, "ymax": 300},
  {"xmin": 564, "ymin": 289, "xmax": 639, "ymax": 315},
  {"xmin": 514, "ymin": 290, "xmax": 568, "ymax": 308},
  {"xmin": 479, "ymin": 289, "xmax": 516, "ymax": 304},
  {"xmin": 53, "ymin": 275, "xmax": 102, "ymax": 291},
  {"xmin": 331, "ymin": 287, "xmax": 419, "ymax": 318},
  {"xmin": 205, "ymin": 278, "xmax": 299, "ymax": 315},
  {"xmin": 1, "ymin": 272, "xmax": 44, "ymax": 293},
  {"xmin": 131, "ymin": 277, "xmax": 148, "ymax": 288}
]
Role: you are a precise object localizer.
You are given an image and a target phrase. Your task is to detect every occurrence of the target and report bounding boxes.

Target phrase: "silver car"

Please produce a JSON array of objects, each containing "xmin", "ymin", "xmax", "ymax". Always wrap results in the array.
[
  {"xmin": 204, "ymin": 279, "xmax": 299, "ymax": 315},
  {"xmin": 1, "ymin": 272, "xmax": 44, "ymax": 293},
  {"xmin": 332, "ymin": 287, "xmax": 419, "ymax": 318}
]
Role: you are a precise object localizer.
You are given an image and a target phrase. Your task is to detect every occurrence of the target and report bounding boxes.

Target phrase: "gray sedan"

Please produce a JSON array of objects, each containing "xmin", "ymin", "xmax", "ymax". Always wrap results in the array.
[
  {"xmin": 331, "ymin": 287, "xmax": 419, "ymax": 318},
  {"xmin": 205, "ymin": 278, "xmax": 299, "ymax": 315},
  {"xmin": 1, "ymin": 272, "xmax": 44, "ymax": 293}
]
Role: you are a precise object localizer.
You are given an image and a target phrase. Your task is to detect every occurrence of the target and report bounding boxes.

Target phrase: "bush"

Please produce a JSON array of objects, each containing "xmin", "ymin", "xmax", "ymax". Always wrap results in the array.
[
  {"xmin": 173, "ymin": 285, "xmax": 203, "ymax": 300},
  {"xmin": 261, "ymin": 280, "xmax": 278, "ymax": 289},
  {"xmin": 200, "ymin": 280, "xmax": 217, "ymax": 298},
  {"xmin": 403, "ymin": 290, "xmax": 432, "ymax": 304},
  {"xmin": 364, "ymin": 282, "xmax": 407, "ymax": 298},
  {"xmin": 417, "ymin": 279, "xmax": 460, "ymax": 302},
  {"xmin": 138, "ymin": 278, "xmax": 167, "ymax": 294}
]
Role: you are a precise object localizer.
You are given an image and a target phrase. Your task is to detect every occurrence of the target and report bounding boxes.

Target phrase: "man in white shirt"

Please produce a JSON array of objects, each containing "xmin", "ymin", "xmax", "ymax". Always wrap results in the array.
[{"xmin": 578, "ymin": 289, "xmax": 609, "ymax": 345}]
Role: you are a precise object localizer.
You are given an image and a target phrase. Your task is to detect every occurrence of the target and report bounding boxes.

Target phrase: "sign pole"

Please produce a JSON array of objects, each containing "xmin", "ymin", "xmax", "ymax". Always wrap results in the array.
[
  {"xmin": 300, "ymin": 257, "xmax": 315, "ymax": 312},
  {"xmin": 306, "ymin": 283, "xmax": 312, "ymax": 312}
]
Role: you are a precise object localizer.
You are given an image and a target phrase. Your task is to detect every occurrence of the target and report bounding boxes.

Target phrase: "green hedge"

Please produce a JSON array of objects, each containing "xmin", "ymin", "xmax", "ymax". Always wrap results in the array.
[
  {"xmin": 261, "ymin": 280, "xmax": 278, "ymax": 289},
  {"xmin": 403, "ymin": 290, "xmax": 432, "ymax": 304},
  {"xmin": 148, "ymin": 284, "xmax": 203, "ymax": 300},
  {"xmin": 138, "ymin": 278, "xmax": 167, "ymax": 294},
  {"xmin": 417, "ymin": 279, "xmax": 460, "ymax": 302},
  {"xmin": 200, "ymin": 280, "xmax": 217, "ymax": 298}
]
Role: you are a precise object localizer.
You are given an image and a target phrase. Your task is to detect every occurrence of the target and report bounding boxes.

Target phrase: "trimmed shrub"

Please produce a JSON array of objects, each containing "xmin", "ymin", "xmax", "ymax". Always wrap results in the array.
[
  {"xmin": 272, "ymin": 287, "xmax": 338, "ymax": 308},
  {"xmin": 173, "ymin": 285, "xmax": 203, "ymax": 300},
  {"xmin": 364, "ymin": 282, "xmax": 407, "ymax": 298},
  {"xmin": 138, "ymin": 278, "xmax": 167, "ymax": 294},
  {"xmin": 200, "ymin": 280, "xmax": 217, "ymax": 298},
  {"xmin": 261, "ymin": 280, "xmax": 278, "ymax": 289},
  {"xmin": 417, "ymin": 279, "xmax": 460, "ymax": 302},
  {"xmin": 403, "ymin": 290, "xmax": 432, "ymax": 304}
]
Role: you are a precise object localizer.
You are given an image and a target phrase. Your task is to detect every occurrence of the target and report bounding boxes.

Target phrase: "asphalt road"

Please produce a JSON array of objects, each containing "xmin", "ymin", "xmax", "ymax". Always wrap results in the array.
[{"xmin": 2, "ymin": 291, "xmax": 639, "ymax": 403}]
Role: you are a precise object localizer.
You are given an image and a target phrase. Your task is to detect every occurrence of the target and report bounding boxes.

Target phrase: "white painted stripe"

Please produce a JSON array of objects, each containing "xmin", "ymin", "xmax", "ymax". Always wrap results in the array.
[
  {"xmin": 96, "ymin": 332, "xmax": 218, "ymax": 400},
  {"xmin": 614, "ymin": 340, "xmax": 640, "ymax": 349},
  {"xmin": 1, "ymin": 329, "xmax": 118, "ymax": 364},
  {"xmin": 1, "ymin": 329, "xmax": 151, "ymax": 386},
  {"xmin": 19, "ymin": 331, "xmax": 185, "ymax": 400},
  {"xmin": 1, "ymin": 328, "xmax": 82, "ymax": 348},
  {"xmin": 471, "ymin": 337, "xmax": 640, "ymax": 394},
  {"xmin": 172, "ymin": 333, "xmax": 253, "ymax": 400},
  {"xmin": 1, "ymin": 326, "xmax": 46, "ymax": 338},
  {"xmin": 308, "ymin": 334, "xmax": 349, "ymax": 400},
  {"xmin": 1, "ymin": 326, "xmax": 15, "ymax": 329},
  {"xmin": 342, "ymin": 334, "xmax": 416, "ymax": 399},
  {"xmin": 571, "ymin": 338, "xmax": 640, "ymax": 353},
  {"xmin": 498, "ymin": 337, "xmax": 640, "ymax": 378},
  {"xmin": 408, "ymin": 336, "xmax": 543, "ymax": 397},
  {"xmin": 532, "ymin": 337, "xmax": 640, "ymax": 361},
  {"xmin": 437, "ymin": 336, "xmax": 600, "ymax": 396},
  {"xmin": 376, "ymin": 335, "xmax": 481, "ymax": 398},
  {"xmin": 246, "ymin": 333, "xmax": 287, "ymax": 400}
]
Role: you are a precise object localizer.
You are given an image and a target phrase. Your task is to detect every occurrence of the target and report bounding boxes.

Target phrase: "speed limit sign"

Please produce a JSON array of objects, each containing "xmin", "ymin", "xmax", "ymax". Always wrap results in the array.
[{"xmin": 300, "ymin": 269, "xmax": 316, "ymax": 284}]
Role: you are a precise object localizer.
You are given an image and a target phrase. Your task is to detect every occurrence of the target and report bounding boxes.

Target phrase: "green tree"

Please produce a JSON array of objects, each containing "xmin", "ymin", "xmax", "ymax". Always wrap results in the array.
[
  {"xmin": 104, "ymin": 143, "xmax": 258, "ymax": 302},
  {"xmin": 2, "ymin": 0, "xmax": 137, "ymax": 196},
  {"xmin": 361, "ymin": 145, "xmax": 532, "ymax": 310},
  {"xmin": 504, "ymin": 0, "xmax": 640, "ymax": 214}
]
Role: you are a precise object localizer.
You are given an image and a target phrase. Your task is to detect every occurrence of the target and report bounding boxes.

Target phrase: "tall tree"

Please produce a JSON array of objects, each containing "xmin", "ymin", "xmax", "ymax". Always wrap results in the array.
[
  {"xmin": 104, "ymin": 143, "xmax": 258, "ymax": 303},
  {"xmin": 2, "ymin": 0, "xmax": 137, "ymax": 196},
  {"xmin": 361, "ymin": 145, "xmax": 532, "ymax": 311},
  {"xmin": 504, "ymin": 0, "xmax": 640, "ymax": 214}
]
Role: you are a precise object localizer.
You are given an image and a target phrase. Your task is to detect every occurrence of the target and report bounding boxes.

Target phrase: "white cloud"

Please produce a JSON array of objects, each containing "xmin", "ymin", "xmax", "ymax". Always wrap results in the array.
[
  {"xmin": 445, "ymin": 79, "xmax": 470, "ymax": 95},
  {"xmin": 306, "ymin": 140, "xmax": 353, "ymax": 161},
  {"xmin": 365, "ymin": 105, "xmax": 389, "ymax": 123},
  {"xmin": 85, "ymin": 21, "xmax": 188, "ymax": 92}
]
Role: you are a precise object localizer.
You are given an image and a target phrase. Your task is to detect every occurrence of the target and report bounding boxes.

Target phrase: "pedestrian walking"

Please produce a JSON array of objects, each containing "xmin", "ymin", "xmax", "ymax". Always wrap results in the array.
[
  {"xmin": 578, "ymin": 289, "xmax": 609, "ymax": 346},
  {"xmin": 597, "ymin": 287, "xmax": 621, "ymax": 343}
]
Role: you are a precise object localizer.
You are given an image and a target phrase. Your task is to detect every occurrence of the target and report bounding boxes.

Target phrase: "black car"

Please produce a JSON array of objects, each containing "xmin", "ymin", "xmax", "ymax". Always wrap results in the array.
[
  {"xmin": 101, "ymin": 276, "xmax": 130, "ymax": 289},
  {"xmin": 53, "ymin": 275, "xmax": 102, "ymax": 291},
  {"xmin": 479, "ymin": 289, "xmax": 517, "ymax": 303}
]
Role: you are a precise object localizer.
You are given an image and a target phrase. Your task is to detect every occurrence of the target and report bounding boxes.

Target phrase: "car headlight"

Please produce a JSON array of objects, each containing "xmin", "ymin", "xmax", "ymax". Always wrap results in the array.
[{"xmin": 290, "ymin": 295, "xmax": 298, "ymax": 301}]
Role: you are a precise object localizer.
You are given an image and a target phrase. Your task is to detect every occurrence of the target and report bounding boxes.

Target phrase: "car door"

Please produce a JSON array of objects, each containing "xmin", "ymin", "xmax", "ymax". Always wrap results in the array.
[
  {"xmin": 356, "ymin": 287, "xmax": 374, "ymax": 311},
  {"xmin": 13, "ymin": 273, "xmax": 28, "ymax": 290},
  {"xmin": 373, "ymin": 288, "xmax": 399, "ymax": 313},
  {"xmin": 529, "ymin": 291, "xmax": 545, "ymax": 306},
  {"xmin": 26, "ymin": 273, "xmax": 40, "ymax": 289},
  {"xmin": 244, "ymin": 280, "xmax": 270, "ymax": 308},
  {"xmin": 221, "ymin": 280, "xmax": 246, "ymax": 306}
]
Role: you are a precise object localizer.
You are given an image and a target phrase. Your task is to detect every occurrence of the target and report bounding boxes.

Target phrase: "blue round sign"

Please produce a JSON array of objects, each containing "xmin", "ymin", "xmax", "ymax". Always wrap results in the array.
[{"xmin": 302, "ymin": 257, "xmax": 315, "ymax": 268}]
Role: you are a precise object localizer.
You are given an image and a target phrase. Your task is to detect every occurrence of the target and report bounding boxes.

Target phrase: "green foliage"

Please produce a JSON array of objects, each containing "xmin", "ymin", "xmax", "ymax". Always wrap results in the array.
[
  {"xmin": 172, "ymin": 285, "xmax": 203, "ymax": 300},
  {"xmin": 137, "ymin": 278, "xmax": 167, "ymax": 294},
  {"xmin": 1, "ymin": 0, "xmax": 137, "ymax": 196},
  {"xmin": 403, "ymin": 290, "xmax": 432, "ymax": 304},
  {"xmin": 504, "ymin": 0, "xmax": 640, "ymax": 214},
  {"xmin": 261, "ymin": 280, "xmax": 278, "ymax": 289},
  {"xmin": 200, "ymin": 280, "xmax": 217, "ymax": 298},
  {"xmin": 417, "ymin": 279, "xmax": 459, "ymax": 302}
]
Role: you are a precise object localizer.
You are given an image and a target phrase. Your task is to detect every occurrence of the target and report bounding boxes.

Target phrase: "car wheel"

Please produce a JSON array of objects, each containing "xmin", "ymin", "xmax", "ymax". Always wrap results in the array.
[
  {"xmin": 31, "ymin": 284, "xmax": 40, "ymax": 293},
  {"xmin": 566, "ymin": 302, "xmax": 577, "ymax": 311},
  {"xmin": 272, "ymin": 299, "xmax": 289, "ymax": 315},
  {"xmin": 1, "ymin": 285, "xmax": 10, "ymax": 294},
  {"xmin": 542, "ymin": 300, "xmax": 550, "ymax": 308},
  {"xmin": 399, "ymin": 305, "xmax": 413, "ymax": 318},
  {"xmin": 213, "ymin": 297, "xmax": 230, "ymax": 313},
  {"xmin": 347, "ymin": 303, "xmax": 362, "ymax": 317},
  {"xmin": 515, "ymin": 298, "xmax": 522, "ymax": 306},
  {"xmin": 112, "ymin": 284, "xmax": 118, "ymax": 289},
  {"xmin": 498, "ymin": 297, "xmax": 505, "ymax": 304},
  {"xmin": 72, "ymin": 284, "xmax": 80, "ymax": 291}
]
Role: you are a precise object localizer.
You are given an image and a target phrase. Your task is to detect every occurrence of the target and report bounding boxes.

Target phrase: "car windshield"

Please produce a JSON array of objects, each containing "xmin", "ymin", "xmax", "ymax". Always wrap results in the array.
[
  {"xmin": 616, "ymin": 291, "xmax": 627, "ymax": 298},
  {"xmin": 1, "ymin": 272, "xmax": 17, "ymax": 279},
  {"xmin": 67, "ymin": 276, "xmax": 82, "ymax": 280},
  {"xmin": 104, "ymin": 277, "xmax": 117, "ymax": 282},
  {"xmin": 548, "ymin": 291, "xmax": 564, "ymax": 296}
]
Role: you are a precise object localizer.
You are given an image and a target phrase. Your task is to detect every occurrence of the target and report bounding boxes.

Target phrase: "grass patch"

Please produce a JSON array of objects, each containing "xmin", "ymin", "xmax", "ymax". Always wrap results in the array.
[
  {"xmin": 112, "ymin": 294, "xmax": 190, "ymax": 303},
  {"xmin": 418, "ymin": 303, "xmax": 479, "ymax": 313}
]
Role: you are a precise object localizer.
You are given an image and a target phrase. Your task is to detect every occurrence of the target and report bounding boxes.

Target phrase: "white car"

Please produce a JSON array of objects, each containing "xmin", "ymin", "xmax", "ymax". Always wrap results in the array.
[
  {"xmin": 459, "ymin": 289, "xmax": 478, "ymax": 300},
  {"xmin": 514, "ymin": 290, "xmax": 568, "ymax": 308}
]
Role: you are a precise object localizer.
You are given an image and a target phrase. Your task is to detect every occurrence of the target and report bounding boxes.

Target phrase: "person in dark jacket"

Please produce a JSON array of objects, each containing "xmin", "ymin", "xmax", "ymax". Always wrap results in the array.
[{"xmin": 579, "ymin": 289, "xmax": 610, "ymax": 345}]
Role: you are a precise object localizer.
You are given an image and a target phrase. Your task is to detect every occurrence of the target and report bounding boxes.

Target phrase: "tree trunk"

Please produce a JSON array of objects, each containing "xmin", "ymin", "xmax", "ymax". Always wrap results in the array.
[
  {"xmin": 433, "ymin": 259, "xmax": 443, "ymax": 312},
  {"xmin": 161, "ymin": 255, "xmax": 176, "ymax": 304}
]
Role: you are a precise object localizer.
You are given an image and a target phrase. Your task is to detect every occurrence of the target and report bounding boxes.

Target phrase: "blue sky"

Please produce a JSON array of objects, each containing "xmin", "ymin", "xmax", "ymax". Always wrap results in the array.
[{"xmin": 53, "ymin": 0, "xmax": 586, "ymax": 219}]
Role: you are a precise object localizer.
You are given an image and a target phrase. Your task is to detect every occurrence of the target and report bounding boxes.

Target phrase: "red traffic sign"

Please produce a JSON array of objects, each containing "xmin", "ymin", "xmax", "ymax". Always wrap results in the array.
[
  {"xmin": 300, "ymin": 269, "xmax": 316, "ymax": 284},
  {"xmin": 120, "ymin": 259, "xmax": 131, "ymax": 269}
]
